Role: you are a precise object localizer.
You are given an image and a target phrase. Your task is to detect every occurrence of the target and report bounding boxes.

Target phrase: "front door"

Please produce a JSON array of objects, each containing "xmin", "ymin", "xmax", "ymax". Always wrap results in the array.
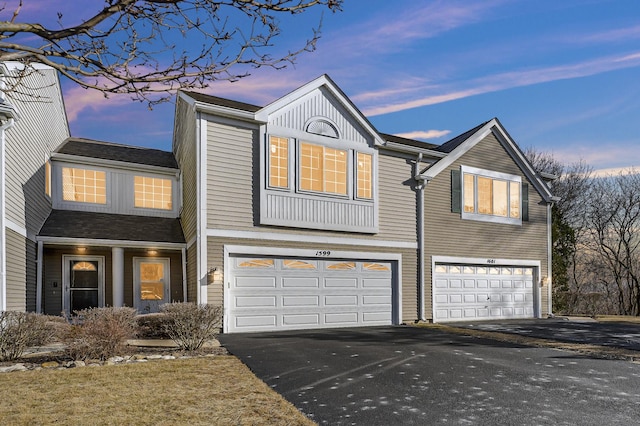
[
  {"xmin": 63, "ymin": 256, "xmax": 104, "ymax": 314},
  {"xmin": 134, "ymin": 258, "xmax": 170, "ymax": 313}
]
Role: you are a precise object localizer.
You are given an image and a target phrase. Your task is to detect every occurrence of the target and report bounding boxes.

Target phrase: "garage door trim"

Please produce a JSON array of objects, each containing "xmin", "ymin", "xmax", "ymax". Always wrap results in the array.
[
  {"xmin": 431, "ymin": 256, "xmax": 541, "ymax": 323},
  {"xmin": 223, "ymin": 245, "xmax": 402, "ymax": 333}
]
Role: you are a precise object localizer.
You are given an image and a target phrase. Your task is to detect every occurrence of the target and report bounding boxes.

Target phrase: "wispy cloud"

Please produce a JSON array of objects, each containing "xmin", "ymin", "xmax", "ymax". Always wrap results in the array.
[
  {"xmin": 362, "ymin": 50, "xmax": 640, "ymax": 116},
  {"xmin": 64, "ymin": 86, "xmax": 134, "ymax": 122},
  {"xmin": 394, "ymin": 130, "xmax": 451, "ymax": 140}
]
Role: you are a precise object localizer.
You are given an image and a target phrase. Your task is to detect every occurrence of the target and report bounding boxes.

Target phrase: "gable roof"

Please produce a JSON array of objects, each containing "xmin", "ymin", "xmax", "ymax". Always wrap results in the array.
[
  {"xmin": 55, "ymin": 138, "xmax": 178, "ymax": 169},
  {"xmin": 420, "ymin": 118, "xmax": 555, "ymax": 203},
  {"xmin": 39, "ymin": 210, "xmax": 185, "ymax": 244}
]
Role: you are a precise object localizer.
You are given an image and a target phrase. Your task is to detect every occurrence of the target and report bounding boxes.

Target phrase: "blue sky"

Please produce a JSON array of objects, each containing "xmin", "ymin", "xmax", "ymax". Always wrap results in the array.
[{"xmin": 46, "ymin": 1, "xmax": 640, "ymax": 174}]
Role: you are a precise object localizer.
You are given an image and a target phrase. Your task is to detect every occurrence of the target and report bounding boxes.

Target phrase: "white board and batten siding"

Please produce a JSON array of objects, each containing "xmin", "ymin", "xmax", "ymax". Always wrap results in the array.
[
  {"xmin": 432, "ymin": 257, "xmax": 541, "ymax": 322},
  {"xmin": 224, "ymin": 247, "xmax": 401, "ymax": 333}
]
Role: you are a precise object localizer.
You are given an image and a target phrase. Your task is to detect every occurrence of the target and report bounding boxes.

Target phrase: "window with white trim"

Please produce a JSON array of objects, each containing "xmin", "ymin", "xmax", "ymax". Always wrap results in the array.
[
  {"xmin": 62, "ymin": 167, "xmax": 107, "ymax": 204},
  {"xmin": 134, "ymin": 176, "xmax": 173, "ymax": 210},
  {"xmin": 453, "ymin": 166, "xmax": 527, "ymax": 225}
]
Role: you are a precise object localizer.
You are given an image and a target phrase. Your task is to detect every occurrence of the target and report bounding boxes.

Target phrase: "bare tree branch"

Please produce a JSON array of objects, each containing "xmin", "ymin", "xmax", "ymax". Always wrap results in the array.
[{"xmin": 0, "ymin": 0, "xmax": 343, "ymax": 105}]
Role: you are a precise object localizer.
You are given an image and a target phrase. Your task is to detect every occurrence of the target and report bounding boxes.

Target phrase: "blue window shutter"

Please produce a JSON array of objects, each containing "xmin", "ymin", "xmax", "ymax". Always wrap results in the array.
[
  {"xmin": 451, "ymin": 169, "xmax": 461, "ymax": 213},
  {"xmin": 522, "ymin": 182, "xmax": 529, "ymax": 221}
]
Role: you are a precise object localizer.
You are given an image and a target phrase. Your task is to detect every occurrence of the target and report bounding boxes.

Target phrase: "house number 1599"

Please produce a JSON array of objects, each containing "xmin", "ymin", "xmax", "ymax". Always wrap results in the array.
[{"xmin": 316, "ymin": 251, "xmax": 331, "ymax": 257}]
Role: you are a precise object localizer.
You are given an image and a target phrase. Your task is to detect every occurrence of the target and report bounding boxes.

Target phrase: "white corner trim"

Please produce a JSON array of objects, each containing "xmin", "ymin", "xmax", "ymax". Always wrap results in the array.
[
  {"xmin": 5, "ymin": 219, "xmax": 28, "ymax": 238},
  {"xmin": 207, "ymin": 228, "xmax": 417, "ymax": 249},
  {"xmin": 197, "ymin": 114, "xmax": 208, "ymax": 305}
]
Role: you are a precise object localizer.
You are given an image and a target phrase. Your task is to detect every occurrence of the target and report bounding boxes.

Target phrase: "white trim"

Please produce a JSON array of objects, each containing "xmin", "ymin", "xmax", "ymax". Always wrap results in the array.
[
  {"xmin": 62, "ymin": 255, "xmax": 105, "ymax": 314},
  {"xmin": 423, "ymin": 122, "xmax": 494, "ymax": 179},
  {"xmin": 207, "ymin": 228, "xmax": 417, "ymax": 249},
  {"xmin": 547, "ymin": 203, "xmax": 553, "ymax": 315},
  {"xmin": 181, "ymin": 247, "xmax": 188, "ymax": 304},
  {"xmin": 255, "ymin": 75, "xmax": 385, "ymax": 146},
  {"xmin": 5, "ymin": 219, "xmax": 27, "ymax": 238},
  {"xmin": 460, "ymin": 165, "xmax": 523, "ymax": 226},
  {"xmin": 133, "ymin": 257, "xmax": 171, "ymax": 313},
  {"xmin": 197, "ymin": 114, "xmax": 208, "ymax": 304},
  {"xmin": 36, "ymin": 236, "xmax": 186, "ymax": 250},
  {"xmin": 431, "ymin": 255, "xmax": 542, "ymax": 321},
  {"xmin": 51, "ymin": 152, "xmax": 179, "ymax": 175},
  {"xmin": 223, "ymin": 244, "xmax": 402, "ymax": 333},
  {"xmin": 0, "ymin": 118, "xmax": 15, "ymax": 311},
  {"xmin": 36, "ymin": 241, "xmax": 43, "ymax": 313}
]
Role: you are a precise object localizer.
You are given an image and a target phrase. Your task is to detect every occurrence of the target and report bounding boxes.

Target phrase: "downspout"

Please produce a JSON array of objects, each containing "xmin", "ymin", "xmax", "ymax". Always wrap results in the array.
[
  {"xmin": 414, "ymin": 153, "xmax": 426, "ymax": 322},
  {"xmin": 0, "ymin": 117, "xmax": 16, "ymax": 312},
  {"xmin": 547, "ymin": 202, "xmax": 553, "ymax": 317}
]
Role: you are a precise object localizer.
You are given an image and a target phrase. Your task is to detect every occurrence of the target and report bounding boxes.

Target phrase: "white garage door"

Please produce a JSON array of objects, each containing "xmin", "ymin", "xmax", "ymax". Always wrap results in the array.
[
  {"xmin": 227, "ymin": 255, "xmax": 394, "ymax": 333},
  {"xmin": 433, "ymin": 264, "xmax": 536, "ymax": 322}
]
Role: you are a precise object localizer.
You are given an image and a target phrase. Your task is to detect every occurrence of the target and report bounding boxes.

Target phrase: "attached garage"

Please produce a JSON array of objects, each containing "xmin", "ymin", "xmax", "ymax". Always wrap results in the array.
[
  {"xmin": 224, "ymin": 249, "xmax": 399, "ymax": 333},
  {"xmin": 433, "ymin": 260, "xmax": 539, "ymax": 322}
]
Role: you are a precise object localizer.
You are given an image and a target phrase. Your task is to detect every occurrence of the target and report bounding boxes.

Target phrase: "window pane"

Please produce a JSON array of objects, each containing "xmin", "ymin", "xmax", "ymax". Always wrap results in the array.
[
  {"xmin": 357, "ymin": 152, "xmax": 372, "ymax": 199},
  {"xmin": 134, "ymin": 176, "xmax": 172, "ymax": 210},
  {"xmin": 477, "ymin": 176, "xmax": 492, "ymax": 214},
  {"xmin": 510, "ymin": 181, "xmax": 520, "ymax": 218},
  {"xmin": 140, "ymin": 263, "xmax": 165, "ymax": 301},
  {"xmin": 300, "ymin": 142, "xmax": 324, "ymax": 192},
  {"xmin": 62, "ymin": 167, "xmax": 107, "ymax": 204},
  {"xmin": 326, "ymin": 262, "xmax": 356, "ymax": 270},
  {"xmin": 463, "ymin": 174, "xmax": 475, "ymax": 213},
  {"xmin": 300, "ymin": 142, "xmax": 347, "ymax": 195},
  {"xmin": 269, "ymin": 136, "xmax": 288, "ymax": 188},
  {"xmin": 493, "ymin": 180, "xmax": 508, "ymax": 217},
  {"xmin": 283, "ymin": 259, "xmax": 317, "ymax": 269},
  {"xmin": 324, "ymin": 147, "xmax": 347, "ymax": 195}
]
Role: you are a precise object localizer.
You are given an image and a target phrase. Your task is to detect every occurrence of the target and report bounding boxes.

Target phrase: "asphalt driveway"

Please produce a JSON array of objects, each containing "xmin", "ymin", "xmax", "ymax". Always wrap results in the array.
[
  {"xmin": 220, "ymin": 326, "xmax": 640, "ymax": 425},
  {"xmin": 453, "ymin": 318, "xmax": 640, "ymax": 351}
]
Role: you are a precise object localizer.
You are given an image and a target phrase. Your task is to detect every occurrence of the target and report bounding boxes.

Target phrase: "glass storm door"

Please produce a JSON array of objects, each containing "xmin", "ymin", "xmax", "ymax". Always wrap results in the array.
[
  {"xmin": 68, "ymin": 259, "xmax": 101, "ymax": 313},
  {"xmin": 134, "ymin": 258, "xmax": 170, "ymax": 313}
]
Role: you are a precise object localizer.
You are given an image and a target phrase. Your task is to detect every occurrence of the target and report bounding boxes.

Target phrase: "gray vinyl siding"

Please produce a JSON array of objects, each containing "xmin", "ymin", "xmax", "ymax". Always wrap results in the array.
[
  {"xmin": 173, "ymin": 98, "xmax": 198, "ymax": 241},
  {"xmin": 207, "ymin": 237, "xmax": 419, "ymax": 323},
  {"xmin": 25, "ymin": 239, "xmax": 36, "ymax": 311},
  {"xmin": 205, "ymin": 120, "xmax": 417, "ymax": 243},
  {"xmin": 206, "ymin": 121, "xmax": 256, "ymax": 230},
  {"xmin": 186, "ymin": 243, "xmax": 197, "ymax": 303},
  {"xmin": 5, "ymin": 229, "xmax": 26, "ymax": 311},
  {"xmin": 4, "ymin": 67, "xmax": 69, "ymax": 234},
  {"xmin": 424, "ymin": 133, "xmax": 550, "ymax": 318},
  {"xmin": 51, "ymin": 162, "xmax": 179, "ymax": 217}
]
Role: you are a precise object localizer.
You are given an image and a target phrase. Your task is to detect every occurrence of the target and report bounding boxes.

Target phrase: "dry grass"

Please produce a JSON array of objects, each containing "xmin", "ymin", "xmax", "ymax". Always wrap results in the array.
[
  {"xmin": 417, "ymin": 323, "xmax": 640, "ymax": 362},
  {"xmin": 594, "ymin": 315, "xmax": 640, "ymax": 324},
  {"xmin": 0, "ymin": 356, "xmax": 315, "ymax": 425}
]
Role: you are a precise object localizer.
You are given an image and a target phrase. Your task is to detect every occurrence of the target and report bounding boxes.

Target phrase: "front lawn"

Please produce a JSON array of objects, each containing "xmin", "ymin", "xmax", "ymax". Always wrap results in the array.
[{"xmin": 0, "ymin": 356, "xmax": 314, "ymax": 425}]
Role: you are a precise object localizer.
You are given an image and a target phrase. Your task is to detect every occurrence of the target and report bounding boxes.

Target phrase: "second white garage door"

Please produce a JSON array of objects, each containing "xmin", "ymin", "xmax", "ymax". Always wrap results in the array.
[
  {"xmin": 227, "ymin": 255, "xmax": 394, "ymax": 333},
  {"xmin": 433, "ymin": 263, "xmax": 537, "ymax": 322}
]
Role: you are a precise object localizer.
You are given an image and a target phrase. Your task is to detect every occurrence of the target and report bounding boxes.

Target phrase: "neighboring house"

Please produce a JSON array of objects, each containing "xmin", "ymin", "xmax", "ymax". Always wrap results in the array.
[
  {"xmin": 173, "ymin": 74, "xmax": 556, "ymax": 333},
  {"xmin": 37, "ymin": 138, "xmax": 186, "ymax": 315},
  {"xmin": 0, "ymin": 62, "xmax": 70, "ymax": 312}
]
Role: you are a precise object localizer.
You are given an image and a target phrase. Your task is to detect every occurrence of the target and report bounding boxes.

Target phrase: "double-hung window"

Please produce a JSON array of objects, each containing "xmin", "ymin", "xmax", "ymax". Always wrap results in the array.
[{"xmin": 456, "ymin": 166, "xmax": 527, "ymax": 224}]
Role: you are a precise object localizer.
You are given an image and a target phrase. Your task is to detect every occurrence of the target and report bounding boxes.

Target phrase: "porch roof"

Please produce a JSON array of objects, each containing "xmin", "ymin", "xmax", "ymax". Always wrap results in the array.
[{"xmin": 39, "ymin": 210, "xmax": 185, "ymax": 244}]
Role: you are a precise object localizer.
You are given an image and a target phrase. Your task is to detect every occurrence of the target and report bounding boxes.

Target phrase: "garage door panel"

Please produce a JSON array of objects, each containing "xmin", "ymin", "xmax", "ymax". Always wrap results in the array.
[
  {"xmin": 282, "ymin": 314, "xmax": 320, "ymax": 326},
  {"xmin": 235, "ymin": 296, "xmax": 276, "ymax": 308},
  {"xmin": 325, "ymin": 295, "xmax": 358, "ymax": 306},
  {"xmin": 325, "ymin": 278, "xmax": 357, "ymax": 288},
  {"xmin": 363, "ymin": 295, "xmax": 391, "ymax": 305},
  {"xmin": 282, "ymin": 295, "xmax": 319, "ymax": 307},
  {"xmin": 235, "ymin": 277, "xmax": 276, "ymax": 288},
  {"xmin": 363, "ymin": 278, "xmax": 391, "ymax": 288},
  {"xmin": 434, "ymin": 262, "xmax": 536, "ymax": 322},
  {"xmin": 325, "ymin": 312, "xmax": 358, "ymax": 324},
  {"xmin": 282, "ymin": 277, "xmax": 319, "ymax": 288},
  {"xmin": 235, "ymin": 315, "xmax": 276, "ymax": 328}
]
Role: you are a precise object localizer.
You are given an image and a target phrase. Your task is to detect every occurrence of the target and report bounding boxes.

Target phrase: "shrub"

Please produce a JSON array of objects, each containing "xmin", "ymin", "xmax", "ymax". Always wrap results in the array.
[
  {"xmin": 64, "ymin": 307, "xmax": 137, "ymax": 361},
  {"xmin": 136, "ymin": 312, "xmax": 172, "ymax": 339},
  {"xmin": 161, "ymin": 303, "xmax": 222, "ymax": 351},
  {"xmin": 0, "ymin": 311, "xmax": 55, "ymax": 361}
]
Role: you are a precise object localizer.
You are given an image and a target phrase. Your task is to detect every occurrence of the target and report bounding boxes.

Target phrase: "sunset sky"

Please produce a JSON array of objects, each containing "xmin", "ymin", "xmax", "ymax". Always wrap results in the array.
[{"xmin": 15, "ymin": 1, "xmax": 640, "ymax": 174}]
